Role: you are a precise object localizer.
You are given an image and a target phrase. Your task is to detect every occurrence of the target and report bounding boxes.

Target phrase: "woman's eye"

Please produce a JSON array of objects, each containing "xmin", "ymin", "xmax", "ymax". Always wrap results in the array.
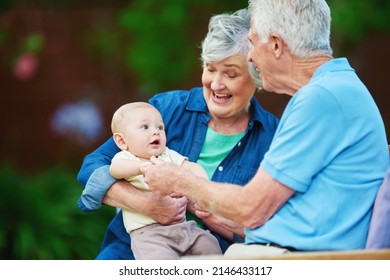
[{"xmin": 226, "ymin": 72, "xmax": 238, "ymax": 78}]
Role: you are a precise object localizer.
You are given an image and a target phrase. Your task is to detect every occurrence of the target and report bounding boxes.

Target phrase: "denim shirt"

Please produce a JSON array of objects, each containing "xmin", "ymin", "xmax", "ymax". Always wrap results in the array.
[{"xmin": 76, "ymin": 87, "xmax": 279, "ymax": 259}]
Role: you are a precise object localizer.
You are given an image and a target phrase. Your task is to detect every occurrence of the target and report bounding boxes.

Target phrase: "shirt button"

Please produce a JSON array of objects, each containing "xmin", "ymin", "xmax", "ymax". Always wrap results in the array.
[
  {"xmin": 218, "ymin": 166, "xmax": 223, "ymax": 172},
  {"xmin": 238, "ymin": 142, "xmax": 241, "ymax": 146}
]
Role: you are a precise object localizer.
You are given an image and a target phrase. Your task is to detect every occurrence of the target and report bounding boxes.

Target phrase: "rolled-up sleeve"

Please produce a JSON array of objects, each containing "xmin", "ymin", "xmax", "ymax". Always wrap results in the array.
[{"xmin": 77, "ymin": 165, "xmax": 117, "ymax": 212}]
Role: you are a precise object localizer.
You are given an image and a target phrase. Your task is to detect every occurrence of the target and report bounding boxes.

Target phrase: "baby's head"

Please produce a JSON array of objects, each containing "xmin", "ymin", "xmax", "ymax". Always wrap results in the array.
[{"xmin": 111, "ymin": 102, "xmax": 166, "ymax": 159}]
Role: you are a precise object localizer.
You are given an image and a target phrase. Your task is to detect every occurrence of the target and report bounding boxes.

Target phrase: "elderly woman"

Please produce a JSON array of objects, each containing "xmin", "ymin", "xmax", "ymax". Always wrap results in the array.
[
  {"xmin": 77, "ymin": 8, "xmax": 279, "ymax": 259},
  {"xmin": 142, "ymin": 0, "xmax": 388, "ymax": 258}
]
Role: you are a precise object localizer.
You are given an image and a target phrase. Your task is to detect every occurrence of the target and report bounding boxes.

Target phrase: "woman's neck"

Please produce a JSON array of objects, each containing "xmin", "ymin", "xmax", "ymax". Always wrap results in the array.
[{"xmin": 209, "ymin": 112, "xmax": 250, "ymax": 135}]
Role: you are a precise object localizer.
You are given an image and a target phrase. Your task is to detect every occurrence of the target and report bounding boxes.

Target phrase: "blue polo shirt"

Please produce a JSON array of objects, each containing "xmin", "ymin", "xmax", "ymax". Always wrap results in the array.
[
  {"xmin": 246, "ymin": 58, "xmax": 389, "ymax": 250},
  {"xmin": 77, "ymin": 87, "xmax": 279, "ymax": 259}
]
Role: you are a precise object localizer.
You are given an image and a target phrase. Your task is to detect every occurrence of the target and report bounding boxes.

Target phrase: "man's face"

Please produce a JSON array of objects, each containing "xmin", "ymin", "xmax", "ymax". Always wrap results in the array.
[{"xmin": 247, "ymin": 27, "xmax": 272, "ymax": 91}]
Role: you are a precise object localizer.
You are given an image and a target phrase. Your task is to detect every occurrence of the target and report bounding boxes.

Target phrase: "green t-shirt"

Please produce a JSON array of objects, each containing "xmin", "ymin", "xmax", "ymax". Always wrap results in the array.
[{"xmin": 187, "ymin": 127, "xmax": 245, "ymax": 228}]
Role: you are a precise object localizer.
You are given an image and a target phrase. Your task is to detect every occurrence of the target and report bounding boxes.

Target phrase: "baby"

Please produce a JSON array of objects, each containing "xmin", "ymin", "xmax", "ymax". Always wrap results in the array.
[{"xmin": 109, "ymin": 102, "xmax": 222, "ymax": 259}]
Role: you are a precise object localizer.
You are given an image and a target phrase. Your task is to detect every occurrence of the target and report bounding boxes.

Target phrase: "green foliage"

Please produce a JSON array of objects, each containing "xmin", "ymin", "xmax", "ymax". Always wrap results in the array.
[
  {"xmin": 86, "ymin": 28, "xmax": 119, "ymax": 59},
  {"xmin": 117, "ymin": 0, "xmax": 202, "ymax": 93},
  {"xmin": 22, "ymin": 33, "xmax": 45, "ymax": 53},
  {"xmin": 0, "ymin": 28, "xmax": 7, "ymax": 47},
  {"xmin": 0, "ymin": 165, "xmax": 115, "ymax": 259},
  {"xmin": 85, "ymin": 0, "xmax": 390, "ymax": 94},
  {"xmin": 86, "ymin": 0, "xmax": 248, "ymax": 94},
  {"xmin": 328, "ymin": 0, "xmax": 390, "ymax": 41},
  {"xmin": 4, "ymin": 0, "xmax": 390, "ymax": 95}
]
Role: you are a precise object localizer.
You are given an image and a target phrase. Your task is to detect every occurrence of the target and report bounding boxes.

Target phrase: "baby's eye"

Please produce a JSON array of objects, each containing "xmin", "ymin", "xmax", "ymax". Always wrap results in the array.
[
  {"xmin": 157, "ymin": 125, "xmax": 164, "ymax": 131},
  {"xmin": 141, "ymin": 124, "xmax": 149, "ymax": 129}
]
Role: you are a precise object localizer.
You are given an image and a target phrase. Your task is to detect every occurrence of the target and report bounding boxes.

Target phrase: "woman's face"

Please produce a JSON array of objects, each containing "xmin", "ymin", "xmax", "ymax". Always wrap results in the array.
[{"xmin": 202, "ymin": 55, "xmax": 257, "ymax": 120}]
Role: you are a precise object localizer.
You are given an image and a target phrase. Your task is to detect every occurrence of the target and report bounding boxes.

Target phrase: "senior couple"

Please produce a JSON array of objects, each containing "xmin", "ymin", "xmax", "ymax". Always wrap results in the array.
[{"xmin": 77, "ymin": 0, "xmax": 389, "ymax": 259}]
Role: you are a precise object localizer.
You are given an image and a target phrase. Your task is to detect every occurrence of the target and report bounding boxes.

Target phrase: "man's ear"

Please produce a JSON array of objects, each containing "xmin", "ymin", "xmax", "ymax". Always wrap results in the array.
[
  {"xmin": 113, "ymin": 133, "xmax": 127, "ymax": 150},
  {"xmin": 270, "ymin": 33, "xmax": 283, "ymax": 58}
]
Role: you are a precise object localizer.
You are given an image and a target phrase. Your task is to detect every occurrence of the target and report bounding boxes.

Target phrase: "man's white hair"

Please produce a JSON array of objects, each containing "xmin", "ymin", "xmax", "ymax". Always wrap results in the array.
[{"xmin": 249, "ymin": 0, "xmax": 333, "ymax": 58}]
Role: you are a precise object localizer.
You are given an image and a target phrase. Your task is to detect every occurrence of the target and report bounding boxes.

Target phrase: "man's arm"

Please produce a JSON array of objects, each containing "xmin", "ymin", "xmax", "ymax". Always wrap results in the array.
[
  {"xmin": 143, "ymin": 159, "xmax": 295, "ymax": 229},
  {"xmin": 181, "ymin": 159, "xmax": 208, "ymax": 179},
  {"xmin": 181, "ymin": 159, "xmax": 244, "ymax": 240}
]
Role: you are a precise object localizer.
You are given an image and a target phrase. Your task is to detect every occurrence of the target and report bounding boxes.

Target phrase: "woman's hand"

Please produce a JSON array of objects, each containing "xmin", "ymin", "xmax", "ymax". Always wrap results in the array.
[
  {"xmin": 194, "ymin": 203, "xmax": 245, "ymax": 241},
  {"xmin": 146, "ymin": 192, "xmax": 188, "ymax": 225},
  {"xmin": 103, "ymin": 180, "xmax": 187, "ymax": 225}
]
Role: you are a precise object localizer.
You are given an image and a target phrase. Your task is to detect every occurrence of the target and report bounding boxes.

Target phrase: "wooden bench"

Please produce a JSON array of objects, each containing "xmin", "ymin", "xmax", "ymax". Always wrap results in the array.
[
  {"xmin": 240, "ymin": 249, "xmax": 390, "ymax": 260},
  {"xmin": 183, "ymin": 249, "xmax": 390, "ymax": 260}
]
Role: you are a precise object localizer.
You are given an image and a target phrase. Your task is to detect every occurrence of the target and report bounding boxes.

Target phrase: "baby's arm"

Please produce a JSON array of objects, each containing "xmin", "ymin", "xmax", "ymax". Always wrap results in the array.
[{"xmin": 110, "ymin": 158, "xmax": 147, "ymax": 179}]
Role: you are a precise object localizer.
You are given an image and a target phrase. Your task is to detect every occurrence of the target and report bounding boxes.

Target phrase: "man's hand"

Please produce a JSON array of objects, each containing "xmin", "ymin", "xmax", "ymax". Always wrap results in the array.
[{"xmin": 142, "ymin": 156, "xmax": 188, "ymax": 196}]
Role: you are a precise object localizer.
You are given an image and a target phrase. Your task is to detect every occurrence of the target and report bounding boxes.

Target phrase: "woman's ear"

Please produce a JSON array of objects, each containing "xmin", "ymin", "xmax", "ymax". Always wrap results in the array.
[{"xmin": 113, "ymin": 133, "xmax": 127, "ymax": 151}]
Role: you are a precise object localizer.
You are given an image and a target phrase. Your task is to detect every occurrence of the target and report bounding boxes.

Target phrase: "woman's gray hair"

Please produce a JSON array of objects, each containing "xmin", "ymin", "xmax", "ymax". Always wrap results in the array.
[
  {"xmin": 201, "ymin": 8, "xmax": 262, "ymax": 88},
  {"xmin": 249, "ymin": 0, "xmax": 332, "ymax": 58}
]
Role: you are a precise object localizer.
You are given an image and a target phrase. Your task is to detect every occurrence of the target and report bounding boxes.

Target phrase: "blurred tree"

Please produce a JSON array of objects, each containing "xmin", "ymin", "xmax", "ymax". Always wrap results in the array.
[
  {"xmin": 86, "ymin": 0, "xmax": 248, "ymax": 94},
  {"xmin": 84, "ymin": 0, "xmax": 390, "ymax": 94},
  {"xmin": 328, "ymin": 0, "xmax": 390, "ymax": 54}
]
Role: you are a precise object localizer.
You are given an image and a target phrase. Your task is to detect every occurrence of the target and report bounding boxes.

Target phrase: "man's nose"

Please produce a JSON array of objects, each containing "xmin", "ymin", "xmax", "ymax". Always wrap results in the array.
[{"xmin": 247, "ymin": 51, "xmax": 253, "ymax": 62}]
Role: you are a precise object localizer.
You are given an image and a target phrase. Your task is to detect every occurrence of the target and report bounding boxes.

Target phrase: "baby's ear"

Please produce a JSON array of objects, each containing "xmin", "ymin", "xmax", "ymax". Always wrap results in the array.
[{"xmin": 113, "ymin": 133, "xmax": 127, "ymax": 150}]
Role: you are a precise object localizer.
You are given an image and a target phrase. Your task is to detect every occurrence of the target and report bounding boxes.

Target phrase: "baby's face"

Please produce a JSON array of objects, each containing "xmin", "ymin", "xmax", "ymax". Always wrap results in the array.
[{"xmin": 121, "ymin": 107, "xmax": 166, "ymax": 159}]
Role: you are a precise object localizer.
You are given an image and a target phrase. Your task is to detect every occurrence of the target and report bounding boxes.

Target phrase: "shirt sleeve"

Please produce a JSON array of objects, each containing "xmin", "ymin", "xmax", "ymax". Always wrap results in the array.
[
  {"xmin": 161, "ymin": 147, "xmax": 188, "ymax": 166},
  {"xmin": 261, "ymin": 86, "xmax": 346, "ymax": 192},
  {"xmin": 77, "ymin": 137, "xmax": 120, "ymax": 188},
  {"xmin": 77, "ymin": 165, "xmax": 117, "ymax": 212}
]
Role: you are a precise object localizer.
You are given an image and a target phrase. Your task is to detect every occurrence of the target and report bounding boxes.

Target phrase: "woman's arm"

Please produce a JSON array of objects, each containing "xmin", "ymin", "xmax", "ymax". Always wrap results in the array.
[
  {"xmin": 77, "ymin": 137, "xmax": 119, "ymax": 187},
  {"xmin": 79, "ymin": 159, "xmax": 187, "ymax": 225},
  {"xmin": 77, "ymin": 138, "xmax": 186, "ymax": 225},
  {"xmin": 103, "ymin": 180, "xmax": 188, "ymax": 225}
]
